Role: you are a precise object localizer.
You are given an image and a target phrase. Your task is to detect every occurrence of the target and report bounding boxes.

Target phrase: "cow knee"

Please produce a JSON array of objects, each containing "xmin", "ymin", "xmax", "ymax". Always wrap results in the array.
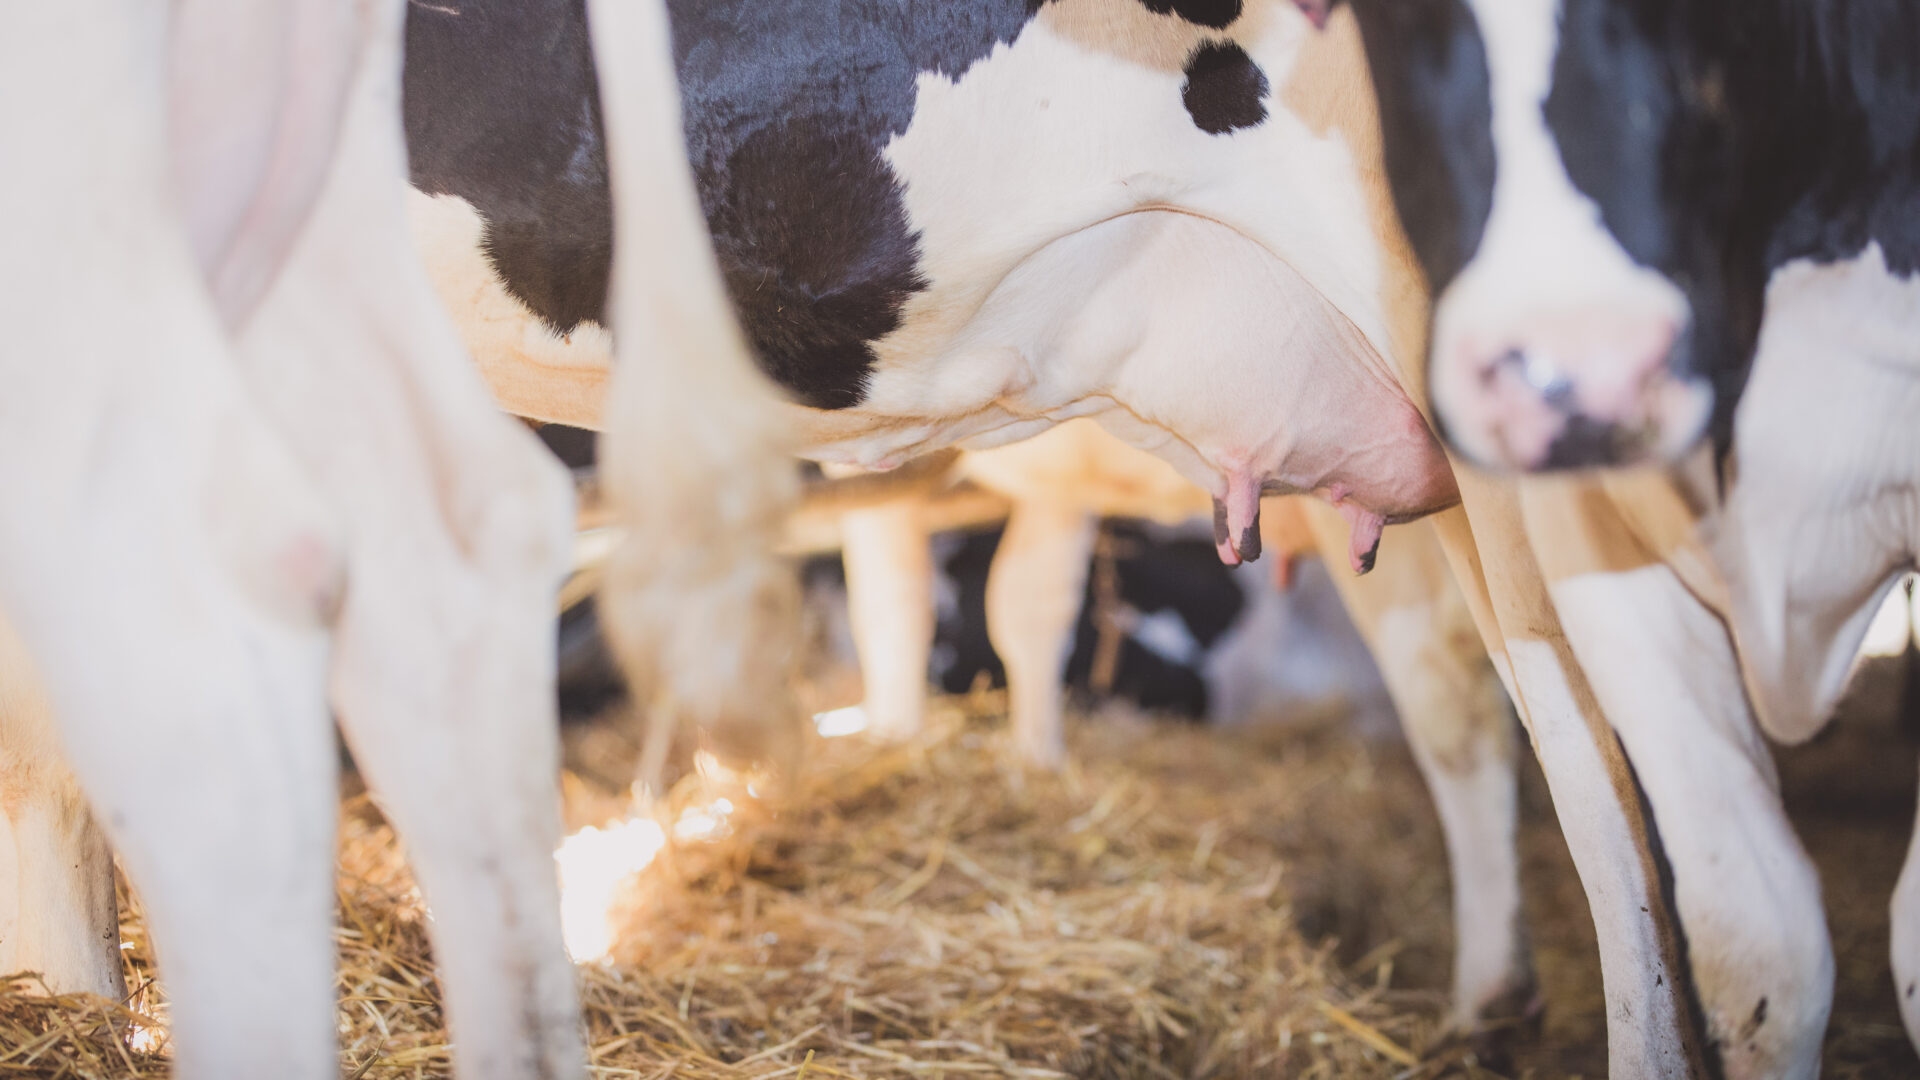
[{"xmin": 1684, "ymin": 853, "xmax": 1830, "ymax": 1080}]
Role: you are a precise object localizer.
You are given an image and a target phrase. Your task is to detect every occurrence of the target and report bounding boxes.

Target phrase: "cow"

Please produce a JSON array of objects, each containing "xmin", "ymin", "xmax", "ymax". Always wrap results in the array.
[
  {"xmin": 409, "ymin": 0, "xmax": 1732, "ymax": 1058},
  {"xmin": 0, "ymin": 0, "xmax": 666, "ymax": 1075},
  {"xmin": 1330, "ymin": 0, "xmax": 1920, "ymax": 1074}
]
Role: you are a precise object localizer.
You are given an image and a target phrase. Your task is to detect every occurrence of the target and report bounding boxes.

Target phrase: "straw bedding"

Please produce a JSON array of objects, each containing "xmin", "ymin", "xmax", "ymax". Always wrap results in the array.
[
  {"xmin": 0, "ymin": 695, "xmax": 1503, "ymax": 1079},
  {"xmin": 6, "ymin": 663, "xmax": 1916, "ymax": 1079}
]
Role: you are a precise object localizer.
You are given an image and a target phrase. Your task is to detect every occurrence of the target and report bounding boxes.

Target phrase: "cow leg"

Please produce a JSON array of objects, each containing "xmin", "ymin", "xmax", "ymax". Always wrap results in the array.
[
  {"xmin": 840, "ymin": 501, "xmax": 935, "ymax": 740},
  {"xmin": 232, "ymin": 10, "xmax": 584, "ymax": 1079},
  {"xmin": 1302, "ymin": 507, "xmax": 1527, "ymax": 1030},
  {"xmin": 986, "ymin": 500, "xmax": 1095, "ymax": 770},
  {"xmin": 1433, "ymin": 484, "xmax": 1713, "ymax": 1080},
  {"xmin": 0, "ymin": 614, "xmax": 120, "ymax": 999},
  {"xmin": 1, "ymin": 5, "xmax": 343, "ymax": 1075},
  {"xmin": 1526, "ymin": 478, "xmax": 1829, "ymax": 1080}
]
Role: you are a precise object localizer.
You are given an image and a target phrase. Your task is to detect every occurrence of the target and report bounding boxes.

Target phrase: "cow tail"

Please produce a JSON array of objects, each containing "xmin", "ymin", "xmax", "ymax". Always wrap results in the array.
[{"xmin": 584, "ymin": 0, "xmax": 805, "ymax": 780}]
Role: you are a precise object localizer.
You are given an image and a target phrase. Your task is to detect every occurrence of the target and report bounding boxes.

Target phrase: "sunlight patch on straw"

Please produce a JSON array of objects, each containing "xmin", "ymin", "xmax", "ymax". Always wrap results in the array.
[
  {"xmin": 555, "ymin": 817, "xmax": 667, "ymax": 963},
  {"xmin": 812, "ymin": 705, "xmax": 869, "ymax": 738}
]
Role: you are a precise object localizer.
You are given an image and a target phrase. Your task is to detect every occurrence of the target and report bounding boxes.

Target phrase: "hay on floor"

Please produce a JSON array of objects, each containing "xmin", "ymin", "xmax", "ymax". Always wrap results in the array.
[{"xmin": 1, "ymin": 698, "xmax": 1492, "ymax": 1079}]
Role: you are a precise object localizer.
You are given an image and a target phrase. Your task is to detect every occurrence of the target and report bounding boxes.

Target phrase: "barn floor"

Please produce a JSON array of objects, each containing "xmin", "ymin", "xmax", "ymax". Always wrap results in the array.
[{"xmin": 3, "ymin": 656, "xmax": 1917, "ymax": 1079}]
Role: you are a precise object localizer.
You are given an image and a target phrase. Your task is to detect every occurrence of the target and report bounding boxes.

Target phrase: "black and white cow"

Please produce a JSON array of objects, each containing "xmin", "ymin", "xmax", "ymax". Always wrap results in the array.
[
  {"xmin": 411, "ymin": 1, "xmax": 1823, "ymax": 1074},
  {"xmin": 1340, "ymin": 0, "xmax": 1920, "ymax": 1075},
  {"xmin": 403, "ymin": 0, "xmax": 1561, "ymax": 1039}
]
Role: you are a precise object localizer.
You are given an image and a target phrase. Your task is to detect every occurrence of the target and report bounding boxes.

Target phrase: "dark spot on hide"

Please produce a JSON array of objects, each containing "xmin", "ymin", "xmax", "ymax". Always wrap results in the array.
[
  {"xmin": 1182, "ymin": 41, "xmax": 1269, "ymax": 134},
  {"xmin": 1743, "ymin": 996, "xmax": 1768, "ymax": 1037},
  {"xmin": 702, "ymin": 120, "xmax": 925, "ymax": 410}
]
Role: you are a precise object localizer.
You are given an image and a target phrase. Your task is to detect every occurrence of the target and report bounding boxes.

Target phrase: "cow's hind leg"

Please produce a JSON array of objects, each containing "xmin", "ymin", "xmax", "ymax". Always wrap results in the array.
[
  {"xmin": 0, "ymin": 613, "xmax": 120, "ymax": 1000},
  {"xmin": 233, "ymin": 11, "xmax": 584, "ymax": 1079},
  {"xmin": 1, "ymin": 5, "xmax": 343, "ymax": 1075},
  {"xmin": 986, "ymin": 499, "xmax": 1095, "ymax": 769},
  {"xmin": 1302, "ymin": 507, "xmax": 1529, "ymax": 1031}
]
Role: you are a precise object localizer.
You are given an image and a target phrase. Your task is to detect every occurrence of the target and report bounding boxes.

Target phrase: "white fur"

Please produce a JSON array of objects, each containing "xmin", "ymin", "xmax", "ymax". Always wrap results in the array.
[
  {"xmin": 839, "ymin": 501, "xmax": 936, "ymax": 740},
  {"xmin": 0, "ymin": 613, "xmax": 120, "ymax": 1001},
  {"xmin": 1893, "ymin": 779, "xmax": 1920, "ymax": 1053},
  {"xmin": 1859, "ymin": 579, "xmax": 1915, "ymax": 657},
  {"xmin": 1372, "ymin": 601, "xmax": 1521, "ymax": 1028},
  {"xmin": 235, "ymin": 14, "xmax": 585, "ymax": 1074},
  {"xmin": 1550, "ymin": 564, "xmax": 1829, "ymax": 1080},
  {"xmin": 1432, "ymin": 470, "xmax": 1717, "ymax": 1078},
  {"xmin": 1501, "ymin": 638, "xmax": 1699, "ymax": 1078},
  {"xmin": 1705, "ymin": 244, "xmax": 1920, "ymax": 1064},
  {"xmin": 0, "ymin": 5, "xmax": 344, "ymax": 1074}
]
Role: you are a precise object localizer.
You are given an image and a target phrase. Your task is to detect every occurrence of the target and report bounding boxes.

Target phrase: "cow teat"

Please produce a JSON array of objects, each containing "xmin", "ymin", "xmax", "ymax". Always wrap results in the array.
[{"xmin": 1211, "ymin": 469, "xmax": 1265, "ymax": 566}]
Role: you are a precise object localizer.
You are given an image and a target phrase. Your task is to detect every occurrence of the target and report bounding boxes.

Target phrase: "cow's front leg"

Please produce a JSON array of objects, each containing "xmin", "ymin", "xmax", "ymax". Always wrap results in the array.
[
  {"xmin": 1526, "ymin": 477, "xmax": 1830, "ymax": 1080},
  {"xmin": 233, "ymin": 10, "xmax": 584, "ymax": 1078},
  {"xmin": 1440, "ymin": 479, "xmax": 1713, "ymax": 1080}
]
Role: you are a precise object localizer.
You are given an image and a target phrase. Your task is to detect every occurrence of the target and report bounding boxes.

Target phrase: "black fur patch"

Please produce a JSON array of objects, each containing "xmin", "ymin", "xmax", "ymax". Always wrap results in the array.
[
  {"xmin": 1181, "ymin": 41, "xmax": 1269, "ymax": 135},
  {"xmin": 1139, "ymin": 0, "xmax": 1243, "ymax": 29},
  {"xmin": 1348, "ymin": 0, "xmax": 1497, "ymax": 295},
  {"xmin": 671, "ymin": 0, "xmax": 1042, "ymax": 409},
  {"xmin": 404, "ymin": 0, "xmax": 614, "ymax": 334},
  {"xmin": 404, "ymin": 0, "xmax": 1038, "ymax": 410}
]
